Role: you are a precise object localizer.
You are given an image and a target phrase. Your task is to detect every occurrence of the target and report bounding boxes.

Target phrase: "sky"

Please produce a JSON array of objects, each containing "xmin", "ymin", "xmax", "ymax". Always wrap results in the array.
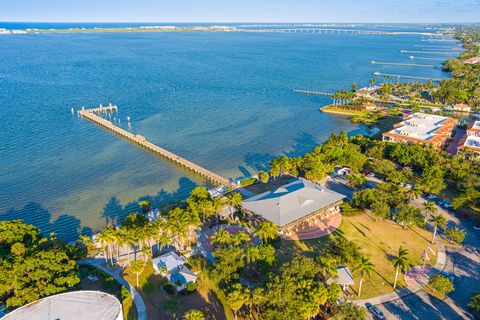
[{"xmin": 1, "ymin": 0, "xmax": 479, "ymax": 23}]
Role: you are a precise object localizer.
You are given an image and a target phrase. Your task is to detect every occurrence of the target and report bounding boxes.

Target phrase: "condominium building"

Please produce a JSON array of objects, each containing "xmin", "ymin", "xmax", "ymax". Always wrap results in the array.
[{"xmin": 382, "ymin": 113, "xmax": 457, "ymax": 148}]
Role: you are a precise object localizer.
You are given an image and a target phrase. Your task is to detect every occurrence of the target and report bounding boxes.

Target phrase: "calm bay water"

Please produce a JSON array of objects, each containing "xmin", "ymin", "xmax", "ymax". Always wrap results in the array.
[{"xmin": 0, "ymin": 25, "xmax": 453, "ymax": 240}]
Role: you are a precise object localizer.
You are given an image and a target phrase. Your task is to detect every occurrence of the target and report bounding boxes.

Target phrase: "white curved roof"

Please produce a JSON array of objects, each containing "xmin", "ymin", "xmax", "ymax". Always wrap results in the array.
[{"xmin": 3, "ymin": 291, "xmax": 122, "ymax": 320}]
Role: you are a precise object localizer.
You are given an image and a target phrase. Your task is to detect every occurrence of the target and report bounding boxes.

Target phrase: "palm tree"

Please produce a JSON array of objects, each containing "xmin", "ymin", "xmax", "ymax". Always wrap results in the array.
[
  {"xmin": 226, "ymin": 192, "xmax": 242, "ymax": 219},
  {"xmin": 130, "ymin": 259, "xmax": 145, "ymax": 288},
  {"xmin": 227, "ymin": 284, "xmax": 249, "ymax": 320},
  {"xmin": 211, "ymin": 228, "xmax": 231, "ymax": 247},
  {"xmin": 254, "ymin": 221, "xmax": 278, "ymax": 244},
  {"xmin": 422, "ymin": 201, "xmax": 438, "ymax": 224},
  {"xmin": 317, "ymin": 256, "xmax": 338, "ymax": 281},
  {"xmin": 354, "ymin": 255, "xmax": 374, "ymax": 297},
  {"xmin": 406, "ymin": 187, "xmax": 422, "ymax": 201},
  {"xmin": 98, "ymin": 226, "xmax": 116, "ymax": 265},
  {"xmin": 429, "ymin": 213, "xmax": 447, "ymax": 244},
  {"xmin": 211, "ymin": 196, "xmax": 225, "ymax": 221},
  {"xmin": 392, "ymin": 246, "xmax": 410, "ymax": 289},
  {"xmin": 138, "ymin": 200, "xmax": 152, "ymax": 213}
]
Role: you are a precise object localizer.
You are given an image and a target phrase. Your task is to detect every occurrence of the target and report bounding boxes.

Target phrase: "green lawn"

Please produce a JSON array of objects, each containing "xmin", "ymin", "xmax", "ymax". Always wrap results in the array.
[{"xmin": 281, "ymin": 213, "xmax": 437, "ymax": 299}]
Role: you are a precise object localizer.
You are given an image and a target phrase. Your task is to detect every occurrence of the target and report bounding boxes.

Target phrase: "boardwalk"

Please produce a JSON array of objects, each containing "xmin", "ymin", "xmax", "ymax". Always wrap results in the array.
[
  {"xmin": 79, "ymin": 106, "xmax": 234, "ymax": 187},
  {"xmin": 293, "ymin": 89, "xmax": 333, "ymax": 96}
]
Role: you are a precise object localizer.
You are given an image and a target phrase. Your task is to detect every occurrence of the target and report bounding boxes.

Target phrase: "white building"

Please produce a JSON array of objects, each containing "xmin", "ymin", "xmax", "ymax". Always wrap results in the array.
[
  {"xmin": 152, "ymin": 251, "xmax": 197, "ymax": 292},
  {"xmin": 2, "ymin": 291, "xmax": 123, "ymax": 320}
]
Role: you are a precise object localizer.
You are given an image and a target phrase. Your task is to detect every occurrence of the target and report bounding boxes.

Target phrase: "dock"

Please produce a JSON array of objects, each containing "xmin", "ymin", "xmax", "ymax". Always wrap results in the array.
[
  {"xmin": 373, "ymin": 72, "xmax": 443, "ymax": 82},
  {"xmin": 78, "ymin": 106, "xmax": 234, "ymax": 187},
  {"xmin": 371, "ymin": 61, "xmax": 436, "ymax": 68},
  {"xmin": 293, "ymin": 89, "xmax": 333, "ymax": 96}
]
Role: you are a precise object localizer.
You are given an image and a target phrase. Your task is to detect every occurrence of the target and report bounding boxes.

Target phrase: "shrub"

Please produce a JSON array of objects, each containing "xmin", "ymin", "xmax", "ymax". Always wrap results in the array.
[
  {"xmin": 185, "ymin": 281, "xmax": 198, "ymax": 292},
  {"xmin": 240, "ymin": 177, "xmax": 257, "ymax": 186},
  {"xmin": 162, "ymin": 298, "xmax": 178, "ymax": 310},
  {"xmin": 143, "ymin": 281, "xmax": 156, "ymax": 293},
  {"xmin": 445, "ymin": 227, "xmax": 466, "ymax": 244},
  {"xmin": 428, "ymin": 274, "xmax": 454, "ymax": 296},
  {"xmin": 332, "ymin": 302, "xmax": 366, "ymax": 320},
  {"xmin": 163, "ymin": 282, "xmax": 176, "ymax": 295},
  {"xmin": 468, "ymin": 292, "xmax": 480, "ymax": 313}
]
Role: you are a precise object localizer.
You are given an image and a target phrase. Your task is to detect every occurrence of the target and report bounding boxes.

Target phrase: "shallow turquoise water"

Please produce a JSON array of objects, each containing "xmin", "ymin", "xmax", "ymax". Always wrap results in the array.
[{"xmin": 0, "ymin": 28, "xmax": 452, "ymax": 240}]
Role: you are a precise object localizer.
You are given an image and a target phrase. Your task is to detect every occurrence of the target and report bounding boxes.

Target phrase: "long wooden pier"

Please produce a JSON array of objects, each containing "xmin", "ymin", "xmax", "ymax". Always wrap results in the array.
[
  {"xmin": 78, "ymin": 106, "xmax": 234, "ymax": 187},
  {"xmin": 371, "ymin": 61, "xmax": 436, "ymax": 68},
  {"xmin": 293, "ymin": 89, "xmax": 333, "ymax": 96},
  {"xmin": 373, "ymin": 72, "xmax": 443, "ymax": 82}
]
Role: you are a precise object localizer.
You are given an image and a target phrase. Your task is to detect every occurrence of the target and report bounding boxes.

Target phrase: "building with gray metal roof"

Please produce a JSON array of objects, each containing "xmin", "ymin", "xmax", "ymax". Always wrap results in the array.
[{"xmin": 242, "ymin": 178, "xmax": 345, "ymax": 230}]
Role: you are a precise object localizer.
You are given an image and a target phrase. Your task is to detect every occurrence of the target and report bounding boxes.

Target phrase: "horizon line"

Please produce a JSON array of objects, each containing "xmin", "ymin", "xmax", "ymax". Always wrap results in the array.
[{"xmin": 1, "ymin": 21, "xmax": 480, "ymax": 24}]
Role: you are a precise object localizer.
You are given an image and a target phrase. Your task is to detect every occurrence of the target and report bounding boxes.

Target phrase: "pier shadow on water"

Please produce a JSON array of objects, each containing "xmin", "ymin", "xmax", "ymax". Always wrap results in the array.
[{"xmin": 0, "ymin": 177, "xmax": 198, "ymax": 243}]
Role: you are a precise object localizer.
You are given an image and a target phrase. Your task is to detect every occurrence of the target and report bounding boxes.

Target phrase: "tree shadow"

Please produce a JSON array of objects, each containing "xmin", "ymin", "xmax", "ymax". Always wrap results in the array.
[
  {"xmin": 0, "ymin": 202, "xmax": 81, "ymax": 243},
  {"xmin": 243, "ymin": 152, "xmax": 276, "ymax": 172},
  {"xmin": 282, "ymin": 132, "xmax": 319, "ymax": 158}
]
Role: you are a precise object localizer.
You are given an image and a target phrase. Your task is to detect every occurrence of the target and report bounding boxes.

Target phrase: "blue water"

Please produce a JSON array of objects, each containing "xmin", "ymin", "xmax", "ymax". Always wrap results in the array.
[{"xmin": 0, "ymin": 24, "xmax": 454, "ymax": 241}]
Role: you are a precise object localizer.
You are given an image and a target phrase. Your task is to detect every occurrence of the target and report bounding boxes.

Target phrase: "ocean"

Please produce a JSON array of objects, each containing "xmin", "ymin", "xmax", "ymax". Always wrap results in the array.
[{"xmin": 0, "ymin": 24, "xmax": 454, "ymax": 241}]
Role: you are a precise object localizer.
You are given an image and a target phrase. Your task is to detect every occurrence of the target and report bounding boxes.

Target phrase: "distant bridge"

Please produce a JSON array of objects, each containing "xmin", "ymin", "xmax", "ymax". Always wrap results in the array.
[{"xmin": 242, "ymin": 28, "xmax": 443, "ymax": 36}]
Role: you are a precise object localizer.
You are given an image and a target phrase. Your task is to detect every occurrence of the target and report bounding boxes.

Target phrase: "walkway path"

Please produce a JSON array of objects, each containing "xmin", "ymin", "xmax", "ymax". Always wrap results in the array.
[{"xmin": 78, "ymin": 258, "xmax": 147, "ymax": 320}]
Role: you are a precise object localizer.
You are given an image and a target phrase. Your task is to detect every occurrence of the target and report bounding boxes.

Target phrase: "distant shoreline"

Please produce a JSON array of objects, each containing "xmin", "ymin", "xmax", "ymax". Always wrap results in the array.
[{"xmin": 0, "ymin": 24, "xmax": 447, "ymax": 36}]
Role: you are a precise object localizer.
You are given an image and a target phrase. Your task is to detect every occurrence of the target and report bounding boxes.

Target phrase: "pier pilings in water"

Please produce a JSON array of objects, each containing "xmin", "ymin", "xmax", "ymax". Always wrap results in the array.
[{"xmin": 78, "ymin": 106, "xmax": 234, "ymax": 188}]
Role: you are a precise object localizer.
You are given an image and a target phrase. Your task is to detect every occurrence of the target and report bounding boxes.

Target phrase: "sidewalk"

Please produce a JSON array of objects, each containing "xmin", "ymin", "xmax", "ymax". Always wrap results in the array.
[
  {"xmin": 78, "ymin": 258, "xmax": 147, "ymax": 320},
  {"xmin": 351, "ymin": 238, "xmax": 446, "ymax": 306}
]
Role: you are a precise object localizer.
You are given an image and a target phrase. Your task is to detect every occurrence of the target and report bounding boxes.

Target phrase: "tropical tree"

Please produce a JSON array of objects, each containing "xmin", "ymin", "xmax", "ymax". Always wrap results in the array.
[
  {"xmin": 227, "ymin": 284, "xmax": 250, "ymax": 320},
  {"xmin": 468, "ymin": 292, "xmax": 480, "ymax": 313},
  {"xmin": 254, "ymin": 221, "xmax": 278, "ymax": 244},
  {"xmin": 258, "ymin": 171, "xmax": 269, "ymax": 183},
  {"xmin": 353, "ymin": 255, "xmax": 374, "ymax": 297},
  {"xmin": 347, "ymin": 173, "xmax": 367, "ymax": 190},
  {"xmin": 429, "ymin": 214, "xmax": 447, "ymax": 244},
  {"xmin": 138, "ymin": 200, "xmax": 152, "ymax": 213},
  {"xmin": 422, "ymin": 201, "xmax": 438, "ymax": 224},
  {"xmin": 396, "ymin": 204, "xmax": 422, "ymax": 229},
  {"xmin": 130, "ymin": 259, "xmax": 145, "ymax": 288},
  {"xmin": 226, "ymin": 192, "xmax": 242, "ymax": 218},
  {"xmin": 428, "ymin": 274, "xmax": 454, "ymax": 296},
  {"xmin": 406, "ymin": 186, "xmax": 422, "ymax": 200},
  {"xmin": 183, "ymin": 309, "xmax": 205, "ymax": 320},
  {"xmin": 392, "ymin": 246, "xmax": 410, "ymax": 289},
  {"xmin": 317, "ymin": 256, "xmax": 338, "ymax": 281}
]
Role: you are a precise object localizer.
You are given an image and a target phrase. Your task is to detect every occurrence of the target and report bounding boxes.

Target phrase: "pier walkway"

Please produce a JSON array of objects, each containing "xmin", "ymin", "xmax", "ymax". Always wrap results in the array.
[
  {"xmin": 373, "ymin": 72, "xmax": 443, "ymax": 82},
  {"xmin": 79, "ymin": 106, "xmax": 234, "ymax": 188},
  {"xmin": 293, "ymin": 89, "xmax": 333, "ymax": 96}
]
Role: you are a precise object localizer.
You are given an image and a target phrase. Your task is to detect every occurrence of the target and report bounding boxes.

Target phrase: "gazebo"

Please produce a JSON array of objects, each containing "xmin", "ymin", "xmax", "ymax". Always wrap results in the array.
[{"xmin": 327, "ymin": 266, "xmax": 355, "ymax": 291}]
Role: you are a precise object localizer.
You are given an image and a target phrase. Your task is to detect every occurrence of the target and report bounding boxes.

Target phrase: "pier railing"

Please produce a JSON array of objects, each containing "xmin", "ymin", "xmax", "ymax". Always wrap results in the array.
[{"xmin": 79, "ymin": 106, "xmax": 234, "ymax": 188}]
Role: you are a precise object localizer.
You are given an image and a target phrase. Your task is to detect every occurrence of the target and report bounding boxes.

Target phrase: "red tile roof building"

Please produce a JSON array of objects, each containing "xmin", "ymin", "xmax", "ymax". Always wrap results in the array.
[
  {"xmin": 382, "ymin": 113, "xmax": 457, "ymax": 149},
  {"xmin": 458, "ymin": 120, "xmax": 480, "ymax": 157}
]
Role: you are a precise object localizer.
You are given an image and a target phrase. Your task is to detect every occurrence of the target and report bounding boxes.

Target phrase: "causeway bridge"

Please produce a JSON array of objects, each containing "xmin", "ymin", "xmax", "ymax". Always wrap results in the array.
[
  {"xmin": 248, "ymin": 28, "xmax": 443, "ymax": 36},
  {"xmin": 78, "ymin": 106, "xmax": 234, "ymax": 188}
]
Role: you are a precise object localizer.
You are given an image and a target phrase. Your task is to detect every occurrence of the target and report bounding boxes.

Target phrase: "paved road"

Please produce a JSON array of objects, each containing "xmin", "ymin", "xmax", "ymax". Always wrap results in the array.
[
  {"xmin": 78, "ymin": 258, "xmax": 148, "ymax": 320},
  {"xmin": 376, "ymin": 199, "xmax": 480, "ymax": 320}
]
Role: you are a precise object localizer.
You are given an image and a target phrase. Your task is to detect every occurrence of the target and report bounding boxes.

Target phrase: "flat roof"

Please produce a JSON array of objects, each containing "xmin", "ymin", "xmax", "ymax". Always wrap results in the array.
[
  {"xmin": 242, "ymin": 178, "xmax": 345, "ymax": 227},
  {"xmin": 2, "ymin": 291, "xmax": 122, "ymax": 320},
  {"xmin": 463, "ymin": 135, "xmax": 480, "ymax": 149},
  {"xmin": 384, "ymin": 113, "xmax": 454, "ymax": 141}
]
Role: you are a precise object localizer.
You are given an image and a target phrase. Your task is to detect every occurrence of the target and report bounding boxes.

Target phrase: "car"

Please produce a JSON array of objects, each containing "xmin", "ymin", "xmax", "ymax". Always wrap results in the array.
[
  {"xmin": 365, "ymin": 303, "xmax": 385, "ymax": 319},
  {"xmin": 427, "ymin": 194, "xmax": 437, "ymax": 200},
  {"xmin": 367, "ymin": 172, "xmax": 375, "ymax": 178},
  {"xmin": 473, "ymin": 225, "xmax": 480, "ymax": 231},
  {"xmin": 404, "ymin": 183, "xmax": 412, "ymax": 189}
]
